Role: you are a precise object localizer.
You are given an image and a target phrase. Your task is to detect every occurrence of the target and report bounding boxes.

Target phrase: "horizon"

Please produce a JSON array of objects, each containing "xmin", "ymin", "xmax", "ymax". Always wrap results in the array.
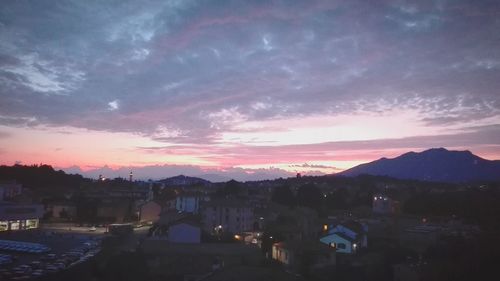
[
  {"xmin": 2, "ymin": 146, "xmax": 496, "ymax": 182},
  {"xmin": 1, "ymin": 1, "xmax": 499, "ymax": 181}
]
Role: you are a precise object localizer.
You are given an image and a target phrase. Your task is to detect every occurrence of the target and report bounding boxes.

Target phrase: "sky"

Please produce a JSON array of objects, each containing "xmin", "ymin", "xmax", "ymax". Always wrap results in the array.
[{"xmin": 0, "ymin": 0, "xmax": 499, "ymax": 181}]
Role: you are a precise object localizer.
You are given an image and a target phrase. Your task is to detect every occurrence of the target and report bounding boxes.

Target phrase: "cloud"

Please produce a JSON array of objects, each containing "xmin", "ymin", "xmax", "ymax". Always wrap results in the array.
[
  {"xmin": 0, "ymin": 131, "xmax": 10, "ymax": 139},
  {"xmin": 108, "ymin": 100, "xmax": 119, "ymax": 111},
  {"xmin": 0, "ymin": 0, "xmax": 498, "ymax": 173},
  {"xmin": 137, "ymin": 124, "xmax": 500, "ymax": 166},
  {"xmin": 60, "ymin": 164, "xmax": 298, "ymax": 182},
  {"xmin": 289, "ymin": 163, "xmax": 339, "ymax": 169},
  {"xmin": 0, "ymin": 0, "xmax": 497, "ymax": 142}
]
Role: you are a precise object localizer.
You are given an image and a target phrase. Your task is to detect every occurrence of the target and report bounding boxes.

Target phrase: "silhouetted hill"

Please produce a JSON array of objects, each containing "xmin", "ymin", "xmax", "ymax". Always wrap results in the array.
[
  {"xmin": 159, "ymin": 174, "xmax": 211, "ymax": 186},
  {"xmin": 339, "ymin": 148, "xmax": 500, "ymax": 183}
]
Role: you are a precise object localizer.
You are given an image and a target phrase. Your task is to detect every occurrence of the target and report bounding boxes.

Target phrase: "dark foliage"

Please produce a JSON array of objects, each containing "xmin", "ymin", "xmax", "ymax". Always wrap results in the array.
[
  {"xmin": 296, "ymin": 183, "xmax": 323, "ymax": 211},
  {"xmin": 0, "ymin": 164, "xmax": 87, "ymax": 190},
  {"xmin": 271, "ymin": 185, "xmax": 296, "ymax": 207}
]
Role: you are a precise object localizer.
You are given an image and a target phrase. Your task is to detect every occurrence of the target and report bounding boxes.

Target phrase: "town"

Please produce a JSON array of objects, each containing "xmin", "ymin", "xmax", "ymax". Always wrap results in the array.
[
  {"xmin": 1, "ymin": 164, "xmax": 498, "ymax": 281},
  {"xmin": 1, "ymin": 0, "xmax": 499, "ymax": 280}
]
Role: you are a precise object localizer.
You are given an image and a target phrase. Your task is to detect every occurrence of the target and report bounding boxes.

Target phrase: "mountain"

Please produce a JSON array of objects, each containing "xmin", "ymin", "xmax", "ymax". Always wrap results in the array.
[
  {"xmin": 339, "ymin": 148, "xmax": 500, "ymax": 183},
  {"xmin": 196, "ymin": 174, "xmax": 231, "ymax": 183},
  {"xmin": 159, "ymin": 175, "xmax": 211, "ymax": 186}
]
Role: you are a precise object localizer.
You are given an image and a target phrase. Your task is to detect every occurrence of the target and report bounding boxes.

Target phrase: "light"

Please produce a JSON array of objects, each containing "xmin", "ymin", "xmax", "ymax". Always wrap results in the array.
[
  {"xmin": 234, "ymin": 235, "xmax": 241, "ymax": 240},
  {"xmin": 353, "ymin": 243, "xmax": 357, "ymax": 248},
  {"xmin": 374, "ymin": 197, "xmax": 377, "ymax": 200},
  {"xmin": 323, "ymin": 224, "xmax": 328, "ymax": 231},
  {"xmin": 269, "ymin": 236, "xmax": 273, "ymax": 239}
]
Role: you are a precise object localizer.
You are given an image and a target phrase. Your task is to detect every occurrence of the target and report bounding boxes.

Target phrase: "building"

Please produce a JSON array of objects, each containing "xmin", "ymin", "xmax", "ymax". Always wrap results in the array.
[
  {"xmin": 0, "ymin": 202, "xmax": 44, "ymax": 231},
  {"xmin": 175, "ymin": 192, "xmax": 208, "ymax": 214},
  {"xmin": 201, "ymin": 199, "xmax": 254, "ymax": 235},
  {"xmin": 96, "ymin": 200, "xmax": 131, "ymax": 223},
  {"xmin": 139, "ymin": 200, "xmax": 162, "ymax": 225},
  {"xmin": 319, "ymin": 221, "xmax": 368, "ymax": 254},
  {"xmin": 49, "ymin": 201, "xmax": 76, "ymax": 219},
  {"xmin": 272, "ymin": 240, "xmax": 336, "ymax": 270},
  {"xmin": 168, "ymin": 220, "xmax": 201, "ymax": 243},
  {"xmin": 163, "ymin": 197, "xmax": 177, "ymax": 212},
  {"xmin": 0, "ymin": 181, "xmax": 23, "ymax": 201},
  {"xmin": 400, "ymin": 225, "xmax": 440, "ymax": 253},
  {"xmin": 372, "ymin": 194, "xmax": 400, "ymax": 215}
]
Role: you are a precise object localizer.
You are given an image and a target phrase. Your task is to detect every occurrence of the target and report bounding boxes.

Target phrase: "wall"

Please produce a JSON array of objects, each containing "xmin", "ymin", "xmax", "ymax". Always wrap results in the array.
[{"xmin": 168, "ymin": 223, "xmax": 201, "ymax": 243}]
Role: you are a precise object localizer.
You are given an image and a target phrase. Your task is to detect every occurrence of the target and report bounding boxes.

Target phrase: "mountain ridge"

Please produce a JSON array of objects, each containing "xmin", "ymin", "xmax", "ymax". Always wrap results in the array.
[{"xmin": 339, "ymin": 148, "xmax": 500, "ymax": 183}]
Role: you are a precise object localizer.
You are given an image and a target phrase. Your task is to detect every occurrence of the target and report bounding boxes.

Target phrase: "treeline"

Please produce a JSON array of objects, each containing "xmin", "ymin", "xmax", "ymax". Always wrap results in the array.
[
  {"xmin": 0, "ymin": 164, "xmax": 87, "ymax": 190},
  {"xmin": 404, "ymin": 184, "xmax": 500, "ymax": 230}
]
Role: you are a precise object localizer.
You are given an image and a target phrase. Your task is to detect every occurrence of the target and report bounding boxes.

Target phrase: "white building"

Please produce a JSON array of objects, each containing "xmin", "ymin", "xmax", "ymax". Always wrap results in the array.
[{"xmin": 319, "ymin": 221, "xmax": 368, "ymax": 254}]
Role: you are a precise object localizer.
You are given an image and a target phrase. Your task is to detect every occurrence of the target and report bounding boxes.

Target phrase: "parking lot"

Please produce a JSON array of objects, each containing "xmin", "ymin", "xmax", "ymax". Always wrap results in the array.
[{"xmin": 0, "ymin": 228, "xmax": 102, "ymax": 280}]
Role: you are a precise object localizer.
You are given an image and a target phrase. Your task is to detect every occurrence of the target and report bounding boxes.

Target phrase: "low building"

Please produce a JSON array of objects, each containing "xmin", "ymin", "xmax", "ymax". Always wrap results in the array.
[
  {"xmin": 0, "ymin": 202, "xmax": 44, "ymax": 231},
  {"xmin": 168, "ymin": 219, "xmax": 201, "ymax": 243},
  {"xmin": 319, "ymin": 221, "xmax": 368, "ymax": 254}
]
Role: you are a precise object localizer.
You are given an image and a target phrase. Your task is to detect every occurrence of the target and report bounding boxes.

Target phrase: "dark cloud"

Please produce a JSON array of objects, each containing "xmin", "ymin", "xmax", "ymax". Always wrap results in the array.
[{"xmin": 0, "ymin": 0, "xmax": 499, "ymax": 143}]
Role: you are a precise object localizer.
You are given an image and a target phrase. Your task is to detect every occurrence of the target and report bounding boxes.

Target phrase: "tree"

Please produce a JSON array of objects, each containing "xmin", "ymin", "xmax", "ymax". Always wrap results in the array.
[
  {"xmin": 214, "ymin": 179, "xmax": 241, "ymax": 198},
  {"xmin": 296, "ymin": 184, "xmax": 322, "ymax": 210},
  {"xmin": 271, "ymin": 185, "xmax": 296, "ymax": 207}
]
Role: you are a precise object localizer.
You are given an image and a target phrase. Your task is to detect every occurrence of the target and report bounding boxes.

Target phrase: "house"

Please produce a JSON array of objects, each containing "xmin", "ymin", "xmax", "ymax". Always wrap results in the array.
[
  {"xmin": 168, "ymin": 219, "xmax": 201, "ymax": 243},
  {"xmin": 272, "ymin": 240, "xmax": 336, "ymax": 270},
  {"xmin": 200, "ymin": 199, "xmax": 254, "ymax": 235},
  {"xmin": 139, "ymin": 200, "xmax": 162, "ymax": 225},
  {"xmin": 320, "ymin": 232, "xmax": 359, "ymax": 254},
  {"xmin": 319, "ymin": 221, "xmax": 368, "ymax": 254}
]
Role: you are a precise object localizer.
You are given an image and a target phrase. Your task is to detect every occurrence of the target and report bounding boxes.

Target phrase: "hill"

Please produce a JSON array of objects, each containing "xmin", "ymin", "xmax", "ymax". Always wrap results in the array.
[
  {"xmin": 339, "ymin": 148, "xmax": 500, "ymax": 183},
  {"xmin": 159, "ymin": 175, "xmax": 211, "ymax": 186}
]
